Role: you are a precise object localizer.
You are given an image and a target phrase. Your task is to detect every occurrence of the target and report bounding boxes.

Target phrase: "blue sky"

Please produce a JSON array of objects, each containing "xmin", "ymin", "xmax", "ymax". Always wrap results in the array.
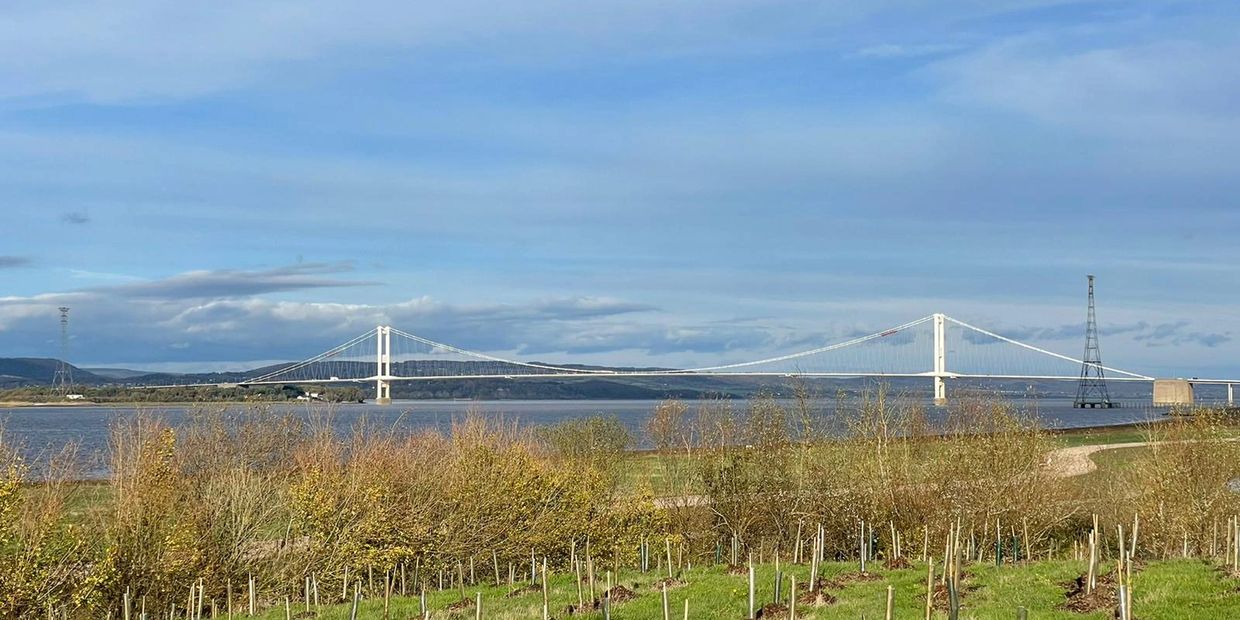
[{"xmin": 0, "ymin": 0, "xmax": 1238, "ymax": 377}]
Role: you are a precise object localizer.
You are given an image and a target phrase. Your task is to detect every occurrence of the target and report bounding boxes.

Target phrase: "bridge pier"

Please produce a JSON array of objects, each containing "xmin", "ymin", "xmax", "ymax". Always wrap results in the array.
[
  {"xmin": 1229, "ymin": 383, "xmax": 1234, "ymax": 407},
  {"xmin": 376, "ymin": 325, "xmax": 392, "ymax": 405},
  {"xmin": 933, "ymin": 313, "xmax": 947, "ymax": 406}
]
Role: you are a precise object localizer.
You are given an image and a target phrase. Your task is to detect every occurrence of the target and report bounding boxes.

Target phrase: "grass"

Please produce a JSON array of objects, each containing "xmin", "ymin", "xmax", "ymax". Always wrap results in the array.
[
  {"xmin": 1069, "ymin": 446, "xmax": 1146, "ymax": 491},
  {"xmin": 1050, "ymin": 427, "xmax": 1153, "ymax": 448},
  {"xmin": 1050, "ymin": 421, "xmax": 1240, "ymax": 449},
  {"xmin": 250, "ymin": 559, "xmax": 1239, "ymax": 619},
  {"xmin": 621, "ymin": 425, "xmax": 1175, "ymax": 497},
  {"xmin": 18, "ymin": 479, "xmax": 113, "ymax": 527}
]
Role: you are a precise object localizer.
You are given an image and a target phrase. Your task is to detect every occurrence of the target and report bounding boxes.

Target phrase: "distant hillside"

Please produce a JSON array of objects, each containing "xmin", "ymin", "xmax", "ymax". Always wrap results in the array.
[
  {"xmin": 0, "ymin": 358, "xmax": 109, "ymax": 387},
  {"xmin": 0, "ymin": 357, "xmax": 1157, "ymax": 401},
  {"xmin": 82, "ymin": 367, "xmax": 157, "ymax": 379}
]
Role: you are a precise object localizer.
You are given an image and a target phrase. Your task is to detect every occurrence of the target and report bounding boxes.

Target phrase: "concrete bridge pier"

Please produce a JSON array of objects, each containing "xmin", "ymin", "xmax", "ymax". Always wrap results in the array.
[{"xmin": 1153, "ymin": 379, "xmax": 1194, "ymax": 406}]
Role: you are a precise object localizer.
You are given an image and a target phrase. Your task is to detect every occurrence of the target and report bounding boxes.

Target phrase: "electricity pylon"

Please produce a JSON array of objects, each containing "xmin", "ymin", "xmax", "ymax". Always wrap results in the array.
[{"xmin": 1073, "ymin": 276, "xmax": 1113, "ymax": 408}]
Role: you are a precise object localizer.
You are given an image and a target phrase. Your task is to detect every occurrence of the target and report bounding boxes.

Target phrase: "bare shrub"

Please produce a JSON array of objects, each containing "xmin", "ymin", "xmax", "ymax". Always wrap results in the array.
[
  {"xmin": 102, "ymin": 408, "xmax": 300, "ymax": 612},
  {"xmin": 287, "ymin": 411, "xmax": 655, "ymax": 594},
  {"xmin": 1105, "ymin": 411, "xmax": 1240, "ymax": 557},
  {"xmin": 924, "ymin": 393, "xmax": 1072, "ymax": 536},
  {"xmin": 539, "ymin": 415, "xmax": 633, "ymax": 491},
  {"xmin": 0, "ymin": 431, "xmax": 101, "ymax": 616},
  {"xmin": 693, "ymin": 385, "xmax": 1073, "ymax": 560},
  {"xmin": 697, "ymin": 393, "xmax": 800, "ymax": 549}
]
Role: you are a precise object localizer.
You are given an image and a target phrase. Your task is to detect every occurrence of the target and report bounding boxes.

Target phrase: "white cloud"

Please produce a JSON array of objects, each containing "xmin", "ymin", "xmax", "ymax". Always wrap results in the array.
[
  {"xmin": 851, "ymin": 43, "xmax": 960, "ymax": 59},
  {"xmin": 0, "ymin": 0, "xmax": 1071, "ymax": 103},
  {"xmin": 928, "ymin": 35, "xmax": 1240, "ymax": 142}
]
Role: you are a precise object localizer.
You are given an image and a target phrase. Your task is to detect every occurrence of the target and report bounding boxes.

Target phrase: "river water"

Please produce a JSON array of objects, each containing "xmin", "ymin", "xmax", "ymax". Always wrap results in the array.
[{"xmin": 1, "ymin": 397, "xmax": 1175, "ymax": 478}]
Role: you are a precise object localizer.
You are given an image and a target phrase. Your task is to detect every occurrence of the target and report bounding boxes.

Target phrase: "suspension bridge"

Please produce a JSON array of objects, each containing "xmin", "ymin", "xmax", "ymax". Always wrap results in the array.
[{"xmin": 219, "ymin": 313, "xmax": 1236, "ymax": 406}]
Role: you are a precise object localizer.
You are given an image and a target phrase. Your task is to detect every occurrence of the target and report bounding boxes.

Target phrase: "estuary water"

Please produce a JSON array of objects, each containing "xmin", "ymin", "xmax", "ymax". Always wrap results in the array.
[{"xmin": 1, "ymin": 397, "xmax": 1172, "ymax": 479}]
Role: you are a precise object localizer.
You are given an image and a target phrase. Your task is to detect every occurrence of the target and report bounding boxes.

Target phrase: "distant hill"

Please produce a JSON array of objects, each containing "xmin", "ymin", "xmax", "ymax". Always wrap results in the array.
[
  {"xmin": 0, "ymin": 358, "xmax": 110, "ymax": 387},
  {"xmin": 82, "ymin": 367, "xmax": 157, "ymax": 379},
  {"xmin": 0, "ymin": 357, "xmax": 1157, "ymax": 401}
]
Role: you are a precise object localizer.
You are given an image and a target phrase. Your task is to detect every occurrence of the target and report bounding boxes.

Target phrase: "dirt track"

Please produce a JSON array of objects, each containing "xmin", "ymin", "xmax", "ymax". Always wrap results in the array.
[
  {"xmin": 1043, "ymin": 442, "xmax": 1149, "ymax": 478},
  {"xmin": 1045, "ymin": 437, "xmax": 1240, "ymax": 478}
]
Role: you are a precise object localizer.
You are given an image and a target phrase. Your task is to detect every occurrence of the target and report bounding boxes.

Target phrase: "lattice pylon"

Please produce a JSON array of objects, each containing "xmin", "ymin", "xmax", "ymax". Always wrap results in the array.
[{"xmin": 1074, "ymin": 275, "xmax": 1114, "ymax": 408}]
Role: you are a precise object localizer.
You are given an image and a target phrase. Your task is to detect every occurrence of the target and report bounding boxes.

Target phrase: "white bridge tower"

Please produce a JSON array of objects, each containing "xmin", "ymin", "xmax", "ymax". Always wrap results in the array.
[
  {"xmin": 375, "ymin": 325, "xmax": 392, "ymax": 405},
  {"xmin": 933, "ymin": 313, "xmax": 948, "ymax": 406}
]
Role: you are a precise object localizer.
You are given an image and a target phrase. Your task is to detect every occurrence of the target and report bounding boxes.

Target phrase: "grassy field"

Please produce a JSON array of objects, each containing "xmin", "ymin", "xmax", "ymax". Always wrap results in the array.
[
  {"xmin": 1048, "ymin": 426, "xmax": 1154, "ymax": 448},
  {"xmin": 248, "ymin": 559, "xmax": 1238, "ymax": 619},
  {"xmin": 39, "ymin": 424, "xmax": 1194, "ymax": 502},
  {"xmin": 621, "ymin": 424, "xmax": 1177, "ymax": 496}
]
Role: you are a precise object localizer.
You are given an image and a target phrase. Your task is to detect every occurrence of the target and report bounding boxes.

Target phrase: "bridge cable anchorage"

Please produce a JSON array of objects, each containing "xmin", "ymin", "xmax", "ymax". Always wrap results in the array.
[
  {"xmin": 387, "ymin": 328, "xmax": 617, "ymax": 375},
  {"xmin": 941, "ymin": 315, "xmax": 1154, "ymax": 381},
  {"xmin": 658, "ymin": 315, "xmax": 937, "ymax": 375},
  {"xmin": 243, "ymin": 329, "xmax": 376, "ymax": 384}
]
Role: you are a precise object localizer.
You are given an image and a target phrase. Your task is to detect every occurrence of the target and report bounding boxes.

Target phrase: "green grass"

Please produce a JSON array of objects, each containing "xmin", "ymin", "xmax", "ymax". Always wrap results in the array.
[
  {"xmin": 1049, "ymin": 426, "xmax": 1154, "ymax": 448},
  {"xmin": 621, "ymin": 425, "xmax": 1188, "ymax": 497},
  {"xmin": 1070, "ymin": 446, "xmax": 1146, "ymax": 491},
  {"xmin": 1050, "ymin": 423, "xmax": 1240, "ymax": 449},
  {"xmin": 18, "ymin": 480, "xmax": 113, "ymax": 527},
  {"xmin": 251, "ymin": 559, "xmax": 1239, "ymax": 619}
]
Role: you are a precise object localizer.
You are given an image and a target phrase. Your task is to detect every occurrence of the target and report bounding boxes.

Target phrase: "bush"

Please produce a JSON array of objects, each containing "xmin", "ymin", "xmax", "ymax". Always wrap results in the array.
[
  {"xmin": 1104, "ymin": 411, "xmax": 1240, "ymax": 557},
  {"xmin": 0, "ymin": 432, "xmax": 99, "ymax": 616}
]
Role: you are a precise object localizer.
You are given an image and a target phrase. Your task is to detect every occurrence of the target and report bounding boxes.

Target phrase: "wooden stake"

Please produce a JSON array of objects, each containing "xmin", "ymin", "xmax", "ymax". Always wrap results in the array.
[
  {"xmin": 662, "ymin": 582, "xmax": 670, "ymax": 620},
  {"xmin": 788, "ymin": 575, "xmax": 796, "ymax": 620},
  {"xmin": 587, "ymin": 556, "xmax": 596, "ymax": 601},
  {"xmin": 1022, "ymin": 518, "xmax": 1031, "ymax": 565},
  {"xmin": 793, "ymin": 522, "xmax": 803, "ymax": 564},
  {"xmin": 666, "ymin": 537, "xmax": 674, "ymax": 579},
  {"xmin": 748, "ymin": 557, "xmax": 756, "ymax": 620},
  {"xmin": 922, "ymin": 525, "xmax": 929, "ymax": 562},
  {"xmin": 384, "ymin": 570, "xmax": 392, "ymax": 620},
  {"xmin": 541, "ymin": 557, "xmax": 550, "ymax": 620},
  {"xmin": 575, "ymin": 558, "xmax": 584, "ymax": 610}
]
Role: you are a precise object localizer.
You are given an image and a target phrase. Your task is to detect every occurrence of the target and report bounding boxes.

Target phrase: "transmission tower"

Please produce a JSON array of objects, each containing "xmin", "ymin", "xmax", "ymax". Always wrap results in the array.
[
  {"xmin": 1074, "ymin": 276, "xmax": 1113, "ymax": 408},
  {"xmin": 51, "ymin": 306, "xmax": 74, "ymax": 397}
]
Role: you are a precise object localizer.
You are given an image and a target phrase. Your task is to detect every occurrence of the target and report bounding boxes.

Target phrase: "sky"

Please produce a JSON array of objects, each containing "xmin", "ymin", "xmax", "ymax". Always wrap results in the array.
[{"xmin": 0, "ymin": 0, "xmax": 1238, "ymax": 378}]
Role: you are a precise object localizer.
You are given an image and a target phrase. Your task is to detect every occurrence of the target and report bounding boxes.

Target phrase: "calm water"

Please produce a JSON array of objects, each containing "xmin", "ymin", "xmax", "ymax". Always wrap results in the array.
[{"xmin": 2, "ymin": 398, "xmax": 1170, "ymax": 479}]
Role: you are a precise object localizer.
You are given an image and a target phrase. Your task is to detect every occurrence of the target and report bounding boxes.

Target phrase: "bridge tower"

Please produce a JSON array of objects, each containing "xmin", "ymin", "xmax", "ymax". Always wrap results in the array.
[
  {"xmin": 1074, "ymin": 275, "xmax": 1114, "ymax": 408},
  {"xmin": 933, "ymin": 313, "xmax": 947, "ymax": 406},
  {"xmin": 375, "ymin": 325, "xmax": 392, "ymax": 405}
]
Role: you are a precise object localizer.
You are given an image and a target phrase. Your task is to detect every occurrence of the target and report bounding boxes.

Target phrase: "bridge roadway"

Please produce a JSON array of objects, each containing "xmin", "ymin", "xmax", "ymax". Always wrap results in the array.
[{"xmin": 128, "ymin": 313, "xmax": 1240, "ymax": 406}]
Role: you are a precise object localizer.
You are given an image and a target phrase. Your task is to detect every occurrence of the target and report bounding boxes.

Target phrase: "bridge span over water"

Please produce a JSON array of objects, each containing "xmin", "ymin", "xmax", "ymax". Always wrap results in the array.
[{"xmin": 180, "ymin": 313, "xmax": 1235, "ymax": 407}]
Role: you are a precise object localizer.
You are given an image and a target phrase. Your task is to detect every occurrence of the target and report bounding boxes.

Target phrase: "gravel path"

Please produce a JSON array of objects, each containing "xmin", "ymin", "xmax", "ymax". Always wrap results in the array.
[
  {"xmin": 1045, "ymin": 437, "xmax": 1239, "ymax": 478},
  {"xmin": 1043, "ymin": 442, "xmax": 1149, "ymax": 478}
]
